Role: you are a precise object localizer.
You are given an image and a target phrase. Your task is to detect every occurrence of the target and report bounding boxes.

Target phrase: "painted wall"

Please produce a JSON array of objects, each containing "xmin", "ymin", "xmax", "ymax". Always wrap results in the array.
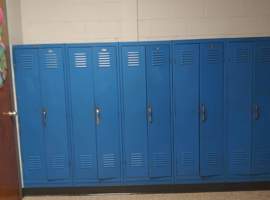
[
  {"xmin": 17, "ymin": 0, "xmax": 270, "ymax": 44},
  {"xmin": 6, "ymin": 0, "xmax": 22, "ymax": 44}
]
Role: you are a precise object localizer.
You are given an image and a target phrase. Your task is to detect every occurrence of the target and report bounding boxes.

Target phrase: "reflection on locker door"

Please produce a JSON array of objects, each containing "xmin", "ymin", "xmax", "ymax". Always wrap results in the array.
[
  {"xmin": 39, "ymin": 47, "xmax": 70, "ymax": 181},
  {"xmin": 121, "ymin": 46, "xmax": 148, "ymax": 179},
  {"xmin": 68, "ymin": 47, "xmax": 98, "ymax": 182},
  {"xmin": 252, "ymin": 41, "xmax": 270, "ymax": 175},
  {"xmin": 173, "ymin": 43, "xmax": 199, "ymax": 178},
  {"xmin": 15, "ymin": 48, "xmax": 46, "ymax": 184},
  {"xmin": 226, "ymin": 42, "xmax": 253, "ymax": 175},
  {"xmin": 146, "ymin": 44, "xmax": 172, "ymax": 179},
  {"xmin": 200, "ymin": 42, "xmax": 224, "ymax": 177},
  {"xmin": 93, "ymin": 46, "xmax": 121, "ymax": 181}
]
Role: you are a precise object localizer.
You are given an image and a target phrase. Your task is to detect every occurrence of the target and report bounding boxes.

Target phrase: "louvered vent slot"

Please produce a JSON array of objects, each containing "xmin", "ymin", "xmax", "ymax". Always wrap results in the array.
[
  {"xmin": 181, "ymin": 152, "xmax": 194, "ymax": 167},
  {"xmin": 207, "ymin": 152, "xmax": 218, "ymax": 166},
  {"xmin": 98, "ymin": 48, "xmax": 111, "ymax": 68},
  {"xmin": 44, "ymin": 50, "xmax": 58, "ymax": 68},
  {"xmin": 74, "ymin": 52, "xmax": 88, "ymax": 68},
  {"xmin": 231, "ymin": 151, "xmax": 249, "ymax": 167},
  {"xmin": 152, "ymin": 153, "xmax": 169, "ymax": 167},
  {"xmin": 235, "ymin": 48, "xmax": 249, "ymax": 63},
  {"xmin": 48, "ymin": 155, "xmax": 65, "ymax": 169},
  {"xmin": 260, "ymin": 48, "xmax": 270, "ymax": 63},
  {"xmin": 208, "ymin": 49, "xmax": 219, "ymax": 64},
  {"xmin": 103, "ymin": 153, "xmax": 116, "ymax": 168},
  {"xmin": 20, "ymin": 54, "xmax": 34, "ymax": 69},
  {"xmin": 79, "ymin": 155, "xmax": 93, "ymax": 169},
  {"xmin": 129, "ymin": 153, "xmax": 144, "ymax": 167},
  {"xmin": 28, "ymin": 156, "xmax": 41, "ymax": 170},
  {"xmin": 152, "ymin": 49, "xmax": 165, "ymax": 67},
  {"xmin": 181, "ymin": 51, "xmax": 193, "ymax": 65},
  {"xmin": 128, "ymin": 51, "xmax": 140, "ymax": 67}
]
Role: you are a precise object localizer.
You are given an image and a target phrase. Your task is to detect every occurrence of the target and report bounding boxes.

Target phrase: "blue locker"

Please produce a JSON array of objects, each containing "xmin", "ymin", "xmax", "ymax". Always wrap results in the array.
[
  {"xmin": 93, "ymin": 46, "xmax": 121, "ymax": 181},
  {"xmin": 200, "ymin": 42, "xmax": 224, "ymax": 177},
  {"xmin": 121, "ymin": 46, "xmax": 149, "ymax": 179},
  {"xmin": 68, "ymin": 47, "xmax": 98, "ymax": 182},
  {"xmin": 173, "ymin": 43, "xmax": 200, "ymax": 177},
  {"xmin": 14, "ymin": 48, "xmax": 46, "ymax": 184},
  {"xmin": 252, "ymin": 41, "xmax": 270, "ymax": 175},
  {"xmin": 39, "ymin": 47, "xmax": 70, "ymax": 181},
  {"xmin": 226, "ymin": 42, "xmax": 253, "ymax": 175},
  {"xmin": 146, "ymin": 44, "xmax": 172, "ymax": 178}
]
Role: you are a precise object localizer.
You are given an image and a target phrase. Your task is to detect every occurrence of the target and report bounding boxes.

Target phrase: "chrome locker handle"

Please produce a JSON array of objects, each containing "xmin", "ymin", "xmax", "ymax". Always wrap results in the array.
[
  {"xmin": 200, "ymin": 104, "xmax": 207, "ymax": 122},
  {"xmin": 254, "ymin": 104, "xmax": 260, "ymax": 121},
  {"xmin": 41, "ymin": 108, "xmax": 47, "ymax": 127},
  {"xmin": 96, "ymin": 107, "xmax": 101, "ymax": 125},
  {"xmin": 147, "ymin": 105, "xmax": 153, "ymax": 124}
]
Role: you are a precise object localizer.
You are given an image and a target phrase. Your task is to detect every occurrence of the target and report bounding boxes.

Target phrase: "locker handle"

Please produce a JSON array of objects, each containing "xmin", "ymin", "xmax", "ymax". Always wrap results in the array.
[
  {"xmin": 95, "ymin": 107, "xmax": 101, "ymax": 125},
  {"xmin": 200, "ymin": 104, "xmax": 207, "ymax": 122},
  {"xmin": 147, "ymin": 105, "xmax": 153, "ymax": 124},
  {"xmin": 254, "ymin": 104, "xmax": 260, "ymax": 120},
  {"xmin": 41, "ymin": 108, "xmax": 47, "ymax": 127}
]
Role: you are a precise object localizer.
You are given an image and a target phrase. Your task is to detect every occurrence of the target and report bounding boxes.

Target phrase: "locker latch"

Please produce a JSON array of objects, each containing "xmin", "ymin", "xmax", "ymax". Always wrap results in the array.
[
  {"xmin": 41, "ymin": 108, "xmax": 48, "ymax": 127},
  {"xmin": 254, "ymin": 104, "xmax": 260, "ymax": 121},
  {"xmin": 95, "ymin": 107, "xmax": 101, "ymax": 125},
  {"xmin": 200, "ymin": 104, "xmax": 207, "ymax": 122},
  {"xmin": 147, "ymin": 105, "xmax": 153, "ymax": 124}
]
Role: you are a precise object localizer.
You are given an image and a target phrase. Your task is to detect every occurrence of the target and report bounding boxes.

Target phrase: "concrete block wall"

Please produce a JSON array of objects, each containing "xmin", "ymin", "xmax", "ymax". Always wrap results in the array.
[
  {"xmin": 6, "ymin": 0, "xmax": 23, "ymax": 44},
  {"xmin": 7, "ymin": 0, "xmax": 270, "ymax": 43}
]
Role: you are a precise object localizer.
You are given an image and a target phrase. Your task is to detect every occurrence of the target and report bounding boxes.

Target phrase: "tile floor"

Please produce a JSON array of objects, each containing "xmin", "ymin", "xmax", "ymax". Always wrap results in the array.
[{"xmin": 23, "ymin": 191, "xmax": 270, "ymax": 200}]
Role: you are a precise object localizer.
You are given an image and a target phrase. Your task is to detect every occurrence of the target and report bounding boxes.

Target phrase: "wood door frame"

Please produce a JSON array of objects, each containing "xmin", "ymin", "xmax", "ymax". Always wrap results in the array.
[{"xmin": 0, "ymin": 0, "xmax": 22, "ymax": 198}]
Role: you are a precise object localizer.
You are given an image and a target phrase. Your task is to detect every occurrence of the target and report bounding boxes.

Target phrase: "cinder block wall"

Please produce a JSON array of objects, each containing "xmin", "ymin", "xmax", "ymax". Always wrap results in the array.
[{"xmin": 10, "ymin": 0, "xmax": 270, "ymax": 43}]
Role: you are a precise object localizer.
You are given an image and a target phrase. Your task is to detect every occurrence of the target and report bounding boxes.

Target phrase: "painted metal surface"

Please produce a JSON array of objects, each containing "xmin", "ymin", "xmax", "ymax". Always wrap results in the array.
[
  {"xmin": 13, "ymin": 37, "xmax": 270, "ymax": 188},
  {"xmin": 200, "ymin": 42, "xmax": 224, "ymax": 177},
  {"xmin": 173, "ymin": 43, "xmax": 200, "ymax": 178}
]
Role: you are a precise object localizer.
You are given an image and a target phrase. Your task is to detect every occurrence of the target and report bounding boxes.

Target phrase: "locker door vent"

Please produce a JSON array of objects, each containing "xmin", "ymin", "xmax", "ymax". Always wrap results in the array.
[
  {"xmin": 74, "ymin": 52, "xmax": 88, "ymax": 68},
  {"xmin": 98, "ymin": 49, "xmax": 111, "ymax": 68},
  {"xmin": 181, "ymin": 51, "xmax": 193, "ymax": 65},
  {"xmin": 207, "ymin": 49, "xmax": 219, "ymax": 64},
  {"xmin": 181, "ymin": 152, "xmax": 194, "ymax": 167},
  {"xmin": 79, "ymin": 155, "xmax": 93, "ymax": 169},
  {"xmin": 259, "ymin": 48, "xmax": 270, "ymax": 63},
  {"xmin": 254, "ymin": 149, "xmax": 270, "ymax": 168},
  {"xmin": 207, "ymin": 152, "xmax": 218, "ymax": 166},
  {"xmin": 152, "ymin": 49, "xmax": 165, "ymax": 67},
  {"xmin": 103, "ymin": 153, "xmax": 116, "ymax": 168},
  {"xmin": 127, "ymin": 51, "xmax": 140, "ymax": 67},
  {"xmin": 235, "ymin": 48, "xmax": 249, "ymax": 63},
  {"xmin": 44, "ymin": 50, "xmax": 58, "ymax": 68},
  {"xmin": 129, "ymin": 153, "xmax": 144, "ymax": 167},
  {"xmin": 48, "ymin": 155, "xmax": 65, "ymax": 169},
  {"xmin": 20, "ymin": 54, "xmax": 34, "ymax": 69},
  {"xmin": 152, "ymin": 153, "xmax": 169, "ymax": 167},
  {"xmin": 231, "ymin": 151, "xmax": 249, "ymax": 168},
  {"xmin": 28, "ymin": 156, "xmax": 42, "ymax": 170}
]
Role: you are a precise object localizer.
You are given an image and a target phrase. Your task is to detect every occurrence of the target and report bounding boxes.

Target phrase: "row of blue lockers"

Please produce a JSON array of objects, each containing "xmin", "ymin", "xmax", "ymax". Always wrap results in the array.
[{"xmin": 14, "ymin": 37, "xmax": 270, "ymax": 188}]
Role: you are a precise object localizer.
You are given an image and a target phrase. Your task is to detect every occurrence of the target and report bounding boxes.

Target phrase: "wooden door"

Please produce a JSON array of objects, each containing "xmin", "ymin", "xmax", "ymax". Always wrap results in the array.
[{"xmin": 0, "ymin": 0, "xmax": 22, "ymax": 199}]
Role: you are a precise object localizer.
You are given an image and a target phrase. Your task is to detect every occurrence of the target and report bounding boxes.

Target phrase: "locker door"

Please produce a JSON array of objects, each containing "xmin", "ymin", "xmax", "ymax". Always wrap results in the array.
[
  {"xmin": 146, "ymin": 44, "xmax": 172, "ymax": 178},
  {"xmin": 93, "ymin": 46, "xmax": 121, "ymax": 180},
  {"xmin": 39, "ymin": 47, "xmax": 70, "ymax": 181},
  {"xmin": 252, "ymin": 41, "xmax": 270, "ymax": 175},
  {"xmin": 68, "ymin": 47, "xmax": 98, "ymax": 181},
  {"xmin": 121, "ymin": 46, "xmax": 148, "ymax": 179},
  {"xmin": 173, "ymin": 44, "xmax": 199, "ymax": 177},
  {"xmin": 200, "ymin": 43, "xmax": 224, "ymax": 177},
  {"xmin": 14, "ymin": 48, "xmax": 46, "ymax": 183},
  {"xmin": 226, "ymin": 42, "xmax": 253, "ymax": 175}
]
